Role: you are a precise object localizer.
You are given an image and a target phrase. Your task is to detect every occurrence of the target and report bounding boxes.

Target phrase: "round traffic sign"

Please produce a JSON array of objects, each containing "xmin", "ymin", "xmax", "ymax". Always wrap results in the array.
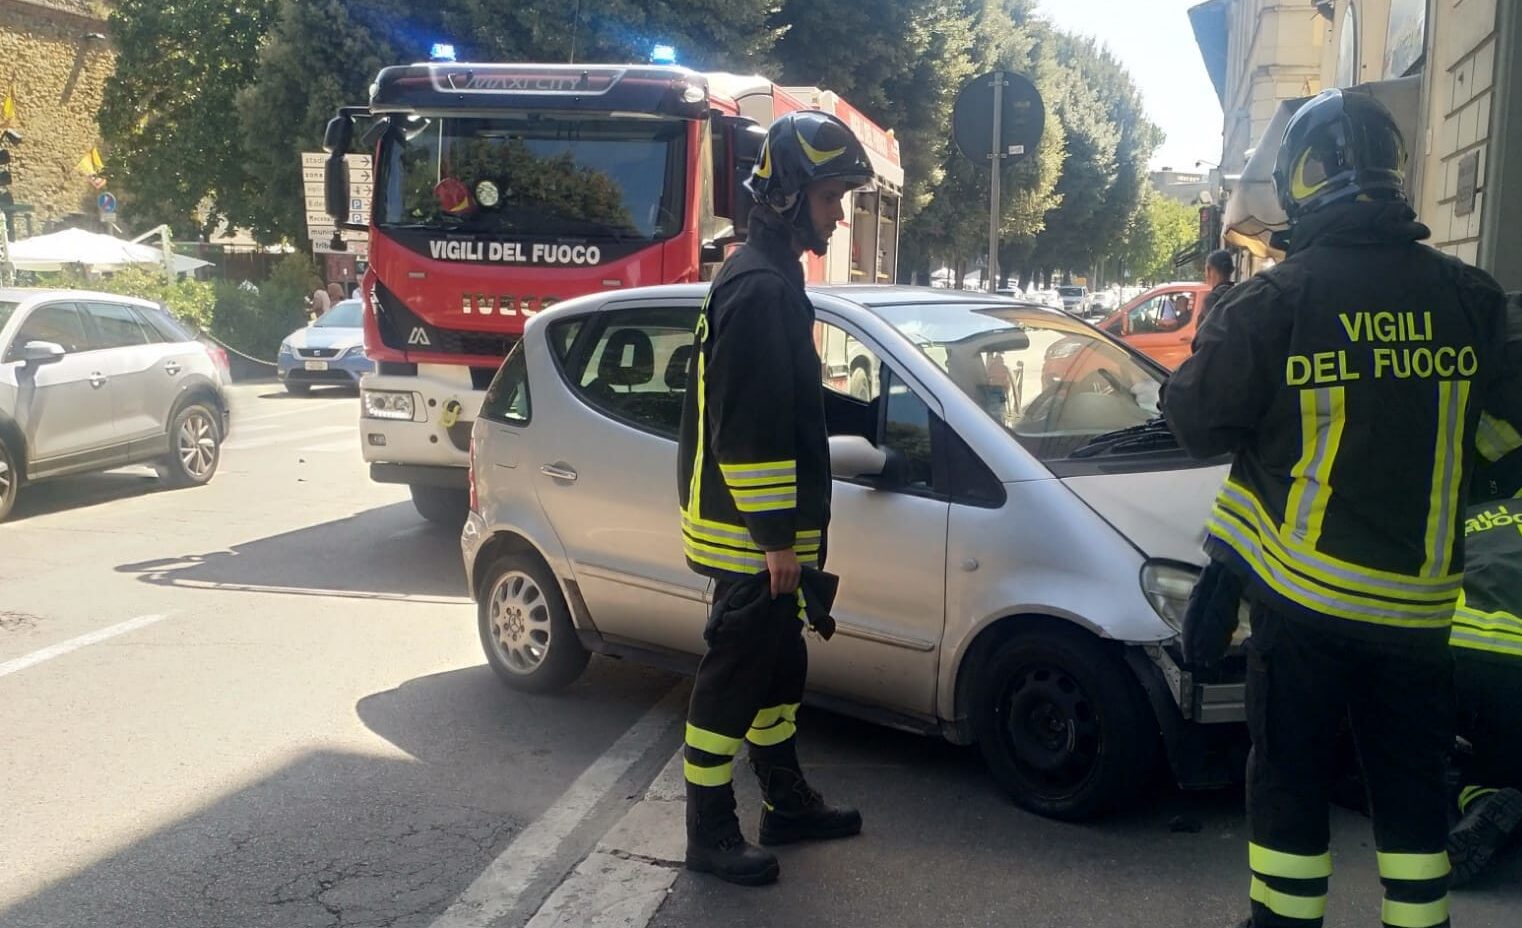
[
  {"xmin": 97, "ymin": 192, "xmax": 117, "ymax": 213},
  {"xmin": 952, "ymin": 71, "xmax": 1045, "ymax": 166}
]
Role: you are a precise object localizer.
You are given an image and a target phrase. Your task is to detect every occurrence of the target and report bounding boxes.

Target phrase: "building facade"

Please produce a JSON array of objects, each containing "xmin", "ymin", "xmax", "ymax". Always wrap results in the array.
[{"xmin": 0, "ymin": 0, "xmax": 115, "ymax": 234}]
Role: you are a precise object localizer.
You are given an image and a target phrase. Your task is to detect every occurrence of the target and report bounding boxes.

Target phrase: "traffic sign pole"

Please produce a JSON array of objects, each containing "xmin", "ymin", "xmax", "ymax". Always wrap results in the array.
[
  {"xmin": 0, "ymin": 210, "xmax": 13, "ymax": 287},
  {"xmin": 987, "ymin": 72, "xmax": 1004, "ymax": 294}
]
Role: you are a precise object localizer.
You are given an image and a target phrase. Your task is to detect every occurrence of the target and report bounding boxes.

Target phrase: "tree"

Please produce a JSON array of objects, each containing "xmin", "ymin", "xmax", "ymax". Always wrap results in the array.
[
  {"xmin": 97, "ymin": 0, "xmax": 279, "ymax": 236},
  {"xmin": 1117, "ymin": 190, "xmax": 1198, "ymax": 284}
]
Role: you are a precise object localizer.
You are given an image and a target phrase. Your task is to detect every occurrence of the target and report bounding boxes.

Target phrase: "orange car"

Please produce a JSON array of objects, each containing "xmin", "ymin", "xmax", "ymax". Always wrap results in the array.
[{"xmin": 1097, "ymin": 282, "xmax": 1213, "ymax": 370}]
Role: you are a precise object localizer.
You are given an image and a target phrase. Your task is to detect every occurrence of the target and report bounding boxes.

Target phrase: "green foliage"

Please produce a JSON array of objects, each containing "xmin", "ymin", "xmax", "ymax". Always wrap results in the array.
[
  {"xmin": 1118, "ymin": 190, "xmax": 1199, "ymax": 284},
  {"xmin": 208, "ymin": 253, "xmax": 322, "ymax": 361},
  {"xmin": 98, "ymin": 0, "xmax": 278, "ymax": 237},
  {"xmin": 36, "ymin": 266, "xmax": 217, "ymax": 330}
]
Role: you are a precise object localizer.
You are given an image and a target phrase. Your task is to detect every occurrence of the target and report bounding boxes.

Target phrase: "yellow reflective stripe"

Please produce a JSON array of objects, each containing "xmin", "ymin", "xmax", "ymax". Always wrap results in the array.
[
  {"xmin": 1459, "ymin": 786, "xmax": 1499, "ymax": 811},
  {"xmin": 780, "ymin": 702, "xmax": 800, "ymax": 722},
  {"xmin": 1250, "ymin": 877, "xmax": 1327, "ymax": 921},
  {"xmin": 1250, "ymin": 843, "xmax": 1333, "ymax": 879},
  {"xmin": 686, "ymin": 312, "xmax": 709, "ymax": 530},
  {"xmin": 725, "ymin": 474, "xmax": 798, "ymax": 489},
  {"xmin": 1376, "ymin": 851, "xmax": 1450, "ymax": 881},
  {"xmin": 1476, "ymin": 413, "xmax": 1522, "ymax": 463},
  {"xmin": 752, "ymin": 705, "xmax": 785, "ymax": 729},
  {"xmin": 1286, "ymin": 387, "xmax": 1346, "ymax": 547},
  {"xmin": 1423, "ymin": 381, "xmax": 1469, "ymax": 577},
  {"xmin": 680, "ymin": 514, "xmax": 821, "ymax": 551},
  {"xmin": 1218, "ymin": 481, "xmax": 1463, "ymax": 597},
  {"xmin": 746, "ymin": 720, "xmax": 797, "ymax": 746},
  {"xmin": 684, "ymin": 759, "xmax": 733, "ymax": 787},
  {"xmin": 719, "ymin": 460, "xmax": 796, "ymax": 481},
  {"xmin": 683, "ymin": 539, "xmax": 820, "ymax": 573},
  {"xmin": 1210, "ymin": 510, "xmax": 1457, "ymax": 627},
  {"xmin": 733, "ymin": 489, "xmax": 797, "ymax": 513},
  {"xmin": 1381, "ymin": 896, "xmax": 1449, "ymax": 928},
  {"xmin": 682, "ymin": 527, "xmax": 820, "ymax": 558},
  {"xmin": 685, "ymin": 723, "xmax": 742, "ymax": 757}
]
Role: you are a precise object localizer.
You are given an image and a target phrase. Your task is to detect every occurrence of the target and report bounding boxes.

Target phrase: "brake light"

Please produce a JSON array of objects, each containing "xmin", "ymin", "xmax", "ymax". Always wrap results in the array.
[
  {"xmin": 468, "ymin": 436, "xmax": 479, "ymax": 514},
  {"xmin": 208, "ymin": 344, "xmax": 231, "ymax": 379}
]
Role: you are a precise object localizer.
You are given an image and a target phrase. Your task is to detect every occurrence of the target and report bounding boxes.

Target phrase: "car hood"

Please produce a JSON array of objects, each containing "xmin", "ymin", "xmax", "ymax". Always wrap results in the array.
[
  {"xmin": 285, "ymin": 326, "xmax": 364, "ymax": 351},
  {"xmin": 1060, "ymin": 465, "xmax": 1229, "ymax": 565}
]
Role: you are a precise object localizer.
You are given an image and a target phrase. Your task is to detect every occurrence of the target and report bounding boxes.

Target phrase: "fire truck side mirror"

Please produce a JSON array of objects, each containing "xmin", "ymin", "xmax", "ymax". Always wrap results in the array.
[
  {"xmin": 324, "ymin": 115, "xmax": 354, "ymax": 225},
  {"xmin": 715, "ymin": 116, "xmax": 765, "ymax": 238}
]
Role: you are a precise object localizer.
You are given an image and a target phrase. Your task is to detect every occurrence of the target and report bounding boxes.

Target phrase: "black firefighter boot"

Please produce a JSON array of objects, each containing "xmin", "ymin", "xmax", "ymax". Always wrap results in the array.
[
  {"xmin": 750, "ymin": 741, "xmax": 862, "ymax": 846},
  {"xmin": 1448, "ymin": 786, "xmax": 1522, "ymax": 887},
  {"xmin": 685, "ymin": 782, "xmax": 780, "ymax": 886}
]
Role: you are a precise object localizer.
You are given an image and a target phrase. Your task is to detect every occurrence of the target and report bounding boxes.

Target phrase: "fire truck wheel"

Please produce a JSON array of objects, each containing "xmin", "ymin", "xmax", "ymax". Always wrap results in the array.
[
  {"xmin": 410, "ymin": 484, "xmax": 469, "ymax": 527},
  {"xmin": 477, "ymin": 553, "xmax": 589, "ymax": 693}
]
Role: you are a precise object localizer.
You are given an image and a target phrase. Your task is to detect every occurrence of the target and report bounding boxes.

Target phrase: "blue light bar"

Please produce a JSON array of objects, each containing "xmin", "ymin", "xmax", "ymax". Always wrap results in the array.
[
  {"xmin": 430, "ymin": 43, "xmax": 457, "ymax": 62},
  {"xmin": 650, "ymin": 44, "xmax": 677, "ymax": 65}
]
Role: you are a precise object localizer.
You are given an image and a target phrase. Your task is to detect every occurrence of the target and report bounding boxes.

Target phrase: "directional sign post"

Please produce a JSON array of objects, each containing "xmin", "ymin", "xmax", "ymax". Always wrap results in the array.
[
  {"xmin": 301, "ymin": 151, "xmax": 371, "ymax": 257},
  {"xmin": 952, "ymin": 71, "xmax": 1045, "ymax": 292}
]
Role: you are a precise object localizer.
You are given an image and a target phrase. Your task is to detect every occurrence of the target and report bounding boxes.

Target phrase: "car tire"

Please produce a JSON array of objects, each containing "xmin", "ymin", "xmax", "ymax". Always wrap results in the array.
[
  {"xmin": 0, "ymin": 436, "xmax": 19, "ymax": 522},
  {"xmin": 156, "ymin": 403, "xmax": 222, "ymax": 489},
  {"xmin": 848, "ymin": 364, "xmax": 873, "ymax": 402},
  {"xmin": 477, "ymin": 553, "xmax": 590, "ymax": 693},
  {"xmin": 974, "ymin": 624, "xmax": 1159, "ymax": 821},
  {"xmin": 285, "ymin": 381, "xmax": 311, "ymax": 395},
  {"xmin": 409, "ymin": 484, "xmax": 469, "ymax": 527}
]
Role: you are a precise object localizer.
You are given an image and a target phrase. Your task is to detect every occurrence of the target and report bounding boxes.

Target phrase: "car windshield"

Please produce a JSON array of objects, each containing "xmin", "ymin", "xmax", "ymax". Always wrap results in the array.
[
  {"xmin": 376, "ymin": 114, "xmax": 686, "ymax": 240},
  {"xmin": 1057, "ymin": 286, "xmax": 1085, "ymax": 297},
  {"xmin": 314, "ymin": 300, "xmax": 363, "ymax": 328},
  {"xmin": 0, "ymin": 301, "xmax": 16, "ymax": 331},
  {"xmin": 873, "ymin": 302, "xmax": 1168, "ymax": 463}
]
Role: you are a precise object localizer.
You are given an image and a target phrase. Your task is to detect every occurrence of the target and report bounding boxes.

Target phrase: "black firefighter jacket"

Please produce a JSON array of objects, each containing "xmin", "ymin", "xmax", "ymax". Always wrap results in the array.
[
  {"xmin": 1166, "ymin": 200, "xmax": 1516, "ymax": 642},
  {"xmin": 677, "ymin": 209, "xmax": 832, "ymax": 581}
]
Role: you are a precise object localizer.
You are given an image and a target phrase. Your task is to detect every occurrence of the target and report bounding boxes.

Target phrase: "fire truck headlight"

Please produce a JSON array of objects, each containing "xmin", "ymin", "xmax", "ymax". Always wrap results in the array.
[
  {"xmin": 679, "ymin": 84, "xmax": 705, "ymax": 104},
  {"xmin": 363, "ymin": 390, "xmax": 418, "ymax": 422},
  {"xmin": 475, "ymin": 181, "xmax": 500, "ymax": 208}
]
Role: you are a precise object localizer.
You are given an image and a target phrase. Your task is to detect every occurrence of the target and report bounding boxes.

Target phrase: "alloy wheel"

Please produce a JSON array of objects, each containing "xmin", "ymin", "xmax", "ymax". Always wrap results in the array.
[
  {"xmin": 488, "ymin": 570, "xmax": 553, "ymax": 674},
  {"xmin": 178, "ymin": 411, "xmax": 217, "ymax": 479}
]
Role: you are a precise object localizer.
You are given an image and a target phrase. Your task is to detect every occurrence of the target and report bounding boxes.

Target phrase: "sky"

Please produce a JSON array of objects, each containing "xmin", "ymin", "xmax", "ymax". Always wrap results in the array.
[{"xmin": 1035, "ymin": 0, "xmax": 1224, "ymax": 172}]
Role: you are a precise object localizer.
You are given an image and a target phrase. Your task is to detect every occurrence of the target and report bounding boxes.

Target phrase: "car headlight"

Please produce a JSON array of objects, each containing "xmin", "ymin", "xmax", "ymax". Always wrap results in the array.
[
  {"xmin": 342, "ymin": 345, "xmax": 367, "ymax": 359},
  {"xmin": 363, "ymin": 390, "xmax": 417, "ymax": 421},
  {"xmin": 279, "ymin": 341, "xmax": 294, "ymax": 355},
  {"xmin": 1140, "ymin": 561, "xmax": 1200, "ymax": 633}
]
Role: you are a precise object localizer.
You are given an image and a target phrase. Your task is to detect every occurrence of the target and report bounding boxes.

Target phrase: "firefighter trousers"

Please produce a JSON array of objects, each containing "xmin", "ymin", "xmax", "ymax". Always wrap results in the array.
[
  {"xmin": 1245, "ymin": 604, "xmax": 1454, "ymax": 928},
  {"xmin": 683, "ymin": 579, "xmax": 808, "ymax": 790}
]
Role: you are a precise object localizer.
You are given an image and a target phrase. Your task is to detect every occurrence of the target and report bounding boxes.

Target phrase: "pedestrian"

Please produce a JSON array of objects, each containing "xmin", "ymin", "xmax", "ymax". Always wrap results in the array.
[
  {"xmin": 327, "ymin": 282, "xmax": 346, "ymax": 306},
  {"xmin": 309, "ymin": 287, "xmax": 331, "ymax": 322},
  {"xmin": 676, "ymin": 110, "xmax": 871, "ymax": 886},
  {"xmin": 1200, "ymin": 248, "xmax": 1236, "ymax": 331},
  {"xmin": 1166, "ymin": 89, "xmax": 1517, "ymax": 928}
]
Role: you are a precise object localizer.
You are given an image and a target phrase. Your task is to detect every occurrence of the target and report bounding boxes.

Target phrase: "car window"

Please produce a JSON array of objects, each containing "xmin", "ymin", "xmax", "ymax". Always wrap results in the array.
[
  {"xmin": 880, "ymin": 367, "xmax": 935, "ymax": 491},
  {"xmin": 0, "ymin": 301, "xmax": 17, "ymax": 332},
  {"xmin": 815, "ymin": 321, "xmax": 881, "ymax": 402},
  {"xmin": 138, "ymin": 306, "xmax": 196, "ymax": 343},
  {"xmin": 8, "ymin": 303, "xmax": 90, "ymax": 358},
  {"xmin": 86, "ymin": 302, "xmax": 152, "ymax": 349},
  {"xmin": 1128, "ymin": 294, "xmax": 1194, "ymax": 334},
  {"xmin": 481, "ymin": 343, "xmax": 530, "ymax": 424},
  {"xmin": 314, "ymin": 300, "xmax": 363, "ymax": 328},
  {"xmin": 559, "ymin": 306, "xmax": 698, "ymax": 439}
]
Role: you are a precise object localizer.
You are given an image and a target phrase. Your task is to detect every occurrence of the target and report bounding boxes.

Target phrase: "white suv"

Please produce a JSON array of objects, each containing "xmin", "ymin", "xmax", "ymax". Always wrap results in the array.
[{"xmin": 0, "ymin": 289, "xmax": 231, "ymax": 521}]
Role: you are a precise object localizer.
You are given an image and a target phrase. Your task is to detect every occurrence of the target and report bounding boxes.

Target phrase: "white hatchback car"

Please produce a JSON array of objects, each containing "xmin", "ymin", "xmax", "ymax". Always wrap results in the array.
[
  {"xmin": 0, "ymin": 289, "xmax": 230, "ymax": 520},
  {"xmin": 462, "ymin": 285, "xmax": 1243, "ymax": 820}
]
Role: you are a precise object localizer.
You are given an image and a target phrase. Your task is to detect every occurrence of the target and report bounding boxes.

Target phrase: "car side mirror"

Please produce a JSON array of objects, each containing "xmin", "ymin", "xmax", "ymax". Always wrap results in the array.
[
  {"xmin": 700, "ymin": 240, "xmax": 726, "ymax": 264},
  {"xmin": 828, "ymin": 434, "xmax": 887, "ymax": 480},
  {"xmin": 16, "ymin": 340, "xmax": 65, "ymax": 367}
]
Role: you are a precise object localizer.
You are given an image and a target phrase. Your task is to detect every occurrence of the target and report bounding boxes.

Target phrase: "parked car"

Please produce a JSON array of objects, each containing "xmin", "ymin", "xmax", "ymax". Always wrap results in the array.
[
  {"xmin": 462, "ymin": 284, "xmax": 1244, "ymax": 821},
  {"xmin": 1097, "ymin": 282, "xmax": 1214, "ymax": 369},
  {"xmin": 1056, "ymin": 285, "xmax": 1088, "ymax": 314},
  {"xmin": 277, "ymin": 299, "xmax": 373, "ymax": 394},
  {"xmin": 0, "ymin": 288, "xmax": 231, "ymax": 521}
]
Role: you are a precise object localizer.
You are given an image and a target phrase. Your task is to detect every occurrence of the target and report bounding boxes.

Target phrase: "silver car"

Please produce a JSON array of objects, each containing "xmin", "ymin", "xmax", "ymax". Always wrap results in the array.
[
  {"xmin": 0, "ymin": 289, "xmax": 230, "ymax": 521},
  {"xmin": 462, "ymin": 285, "xmax": 1243, "ymax": 821}
]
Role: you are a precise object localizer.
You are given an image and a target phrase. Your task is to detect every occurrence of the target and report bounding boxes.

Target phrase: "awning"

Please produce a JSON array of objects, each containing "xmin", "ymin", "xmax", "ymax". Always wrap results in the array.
[
  {"xmin": 8, "ymin": 228, "xmax": 213, "ymax": 274},
  {"xmin": 1188, "ymin": 0, "xmax": 1230, "ymax": 107}
]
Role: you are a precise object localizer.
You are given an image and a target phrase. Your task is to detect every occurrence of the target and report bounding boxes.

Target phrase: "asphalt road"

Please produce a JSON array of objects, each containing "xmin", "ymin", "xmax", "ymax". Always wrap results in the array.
[{"xmin": 2, "ymin": 382, "xmax": 1517, "ymax": 928}]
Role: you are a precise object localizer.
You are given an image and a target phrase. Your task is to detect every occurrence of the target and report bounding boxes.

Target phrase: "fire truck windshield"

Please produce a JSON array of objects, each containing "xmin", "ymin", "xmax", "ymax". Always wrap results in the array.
[{"xmin": 375, "ymin": 114, "xmax": 687, "ymax": 240}]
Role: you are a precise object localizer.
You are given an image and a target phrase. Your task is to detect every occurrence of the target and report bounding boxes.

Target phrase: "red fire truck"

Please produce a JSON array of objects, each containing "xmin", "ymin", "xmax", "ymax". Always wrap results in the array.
[{"xmin": 322, "ymin": 61, "xmax": 904, "ymax": 523}]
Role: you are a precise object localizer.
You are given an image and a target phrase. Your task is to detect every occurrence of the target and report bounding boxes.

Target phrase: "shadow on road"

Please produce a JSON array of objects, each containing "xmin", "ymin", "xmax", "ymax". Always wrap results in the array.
[
  {"xmin": 255, "ymin": 387, "xmax": 360, "ymax": 400},
  {"xmin": 115, "ymin": 502, "xmax": 469, "ymax": 602},
  {"xmin": 0, "ymin": 663, "xmax": 681, "ymax": 928},
  {"xmin": 6, "ymin": 468, "xmax": 165, "ymax": 523}
]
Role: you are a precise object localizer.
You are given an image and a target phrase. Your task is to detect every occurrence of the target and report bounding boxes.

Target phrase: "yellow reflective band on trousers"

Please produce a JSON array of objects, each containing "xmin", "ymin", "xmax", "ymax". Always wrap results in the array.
[
  {"xmin": 1286, "ymin": 386, "xmax": 1346, "ymax": 549},
  {"xmin": 1250, "ymin": 877, "xmax": 1327, "ymax": 921},
  {"xmin": 1381, "ymin": 896, "xmax": 1449, "ymax": 928},
  {"xmin": 747, "ymin": 703, "xmax": 799, "ymax": 746},
  {"xmin": 1476, "ymin": 413, "xmax": 1522, "ymax": 463},
  {"xmin": 1422, "ymin": 381, "xmax": 1470, "ymax": 578},
  {"xmin": 684, "ymin": 759, "xmax": 733, "ymax": 787},
  {"xmin": 1459, "ymin": 785, "xmax": 1499, "ymax": 811},
  {"xmin": 1250, "ymin": 843, "xmax": 1334, "ymax": 879},
  {"xmin": 685, "ymin": 723, "xmax": 742, "ymax": 758},
  {"xmin": 1376, "ymin": 851, "xmax": 1450, "ymax": 881}
]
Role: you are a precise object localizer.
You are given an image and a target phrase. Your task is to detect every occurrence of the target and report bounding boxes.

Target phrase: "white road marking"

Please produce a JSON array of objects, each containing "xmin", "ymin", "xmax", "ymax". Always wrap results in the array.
[
  {"xmin": 428, "ymin": 685, "xmax": 687, "ymax": 928},
  {"xmin": 523, "ymin": 852, "xmax": 677, "ymax": 928},
  {"xmin": 0, "ymin": 614, "xmax": 171, "ymax": 680}
]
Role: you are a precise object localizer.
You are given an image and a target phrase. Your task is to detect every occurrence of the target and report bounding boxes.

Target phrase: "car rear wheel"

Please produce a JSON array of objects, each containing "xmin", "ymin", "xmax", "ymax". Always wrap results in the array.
[
  {"xmin": 285, "ymin": 381, "xmax": 311, "ymax": 395},
  {"xmin": 409, "ymin": 484, "xmax": 469, "ymax": 527},
  {"xmin": 156, "ymin": 403, "xmax": 222, "ymax": 489},
  {"xmin": 477, "ymin": 553, "xmax": 589, "ymax": 693},
  {"xmin": 0, "ymin": 437, "xmax": 18, "ymax": 522},
  {"xmin": 974, "ymin": 625, "xmax": 1158, "ymax": 821}
]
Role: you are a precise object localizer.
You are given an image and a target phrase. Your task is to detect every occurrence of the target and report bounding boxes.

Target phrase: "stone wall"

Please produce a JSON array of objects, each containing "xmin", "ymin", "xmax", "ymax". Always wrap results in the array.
[{"xmin": 0, "ymin": 0, "xmax": 115, "ymax": 231}]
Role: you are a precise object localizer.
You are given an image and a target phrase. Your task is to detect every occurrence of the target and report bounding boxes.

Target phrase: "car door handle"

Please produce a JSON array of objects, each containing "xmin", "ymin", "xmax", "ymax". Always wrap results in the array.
[
  {"xmin": 88, "ymin": 372, "xmax": 107, "ymax": 389},
  {"xmin": 540, "ymin": 464, "xmax": 578, "ymax": 482},
  {"xmin": 164, "ymin": 361, "xmax": 182, "ymax": 376}
]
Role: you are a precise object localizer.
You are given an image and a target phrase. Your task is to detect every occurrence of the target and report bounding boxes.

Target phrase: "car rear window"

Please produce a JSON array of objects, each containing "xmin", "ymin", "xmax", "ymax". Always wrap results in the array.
[
  {"xmin": 0, "ymin": 301, "xmax": 17, "ymax": 331},
  {"xmin": 138, "ymin": 305, "xmax": 197, "ymax": 343}
]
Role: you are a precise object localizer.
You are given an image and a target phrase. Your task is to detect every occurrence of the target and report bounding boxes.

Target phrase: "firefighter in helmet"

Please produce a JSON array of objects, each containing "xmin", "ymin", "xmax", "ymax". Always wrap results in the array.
[
  {"xmin": 675, "ymin": 111, "xmax": 875, "ymax": 885},
  {"xmin": 1167, "ymin": 89, "xmax": 1514, "ymax": 928}
]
